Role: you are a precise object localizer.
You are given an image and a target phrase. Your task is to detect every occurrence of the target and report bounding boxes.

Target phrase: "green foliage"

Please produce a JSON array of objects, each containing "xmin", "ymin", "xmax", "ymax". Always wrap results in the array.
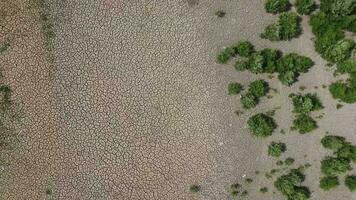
[
  {"xmin": 268, "ymin": 142, "xmax": 287, "ymax": 157},
  {"xmin": 337, "ymin": 59, "xmax": 356, "ymax": 74},
  {"xmin": 319, "ymin": 176, "xmax": 339, "ymax": 191},
  {"xmin": 321, "ymin": 157, "xmax": 351, "ymax": 176},
  {"xmin": 265, "ymin": 0, "xmax": 290, "ymax": 14},
  {"xmin": 217, "ymin": 47, "xmax": 235, "ymax": 64},
  {"xmin": 232, "ymin": 40, "xmax": 254, "ymax": 57},
  {"xmin": 228, "ymin": 82, "xmax": 243, "ymax": 95},
  {"xmin": 292, "ymin": 114, "xmax": 317, "ymax": 134},
  {"xmin": 248, "ymin": 80, "xmax": 269, "ymax": 98},
  {"xmin": 285, "ymin": 157, "xmax": 295, "ymax": 166},
  {"xmin": 345, "ymin": 175, "xmax": 356, "ymax": 192},
  {"xmin": 336, "ymin": 144, "xmax": 356, "ymax": 162},
  {"xmin": 329, "ymin": 82, "xmax": 356, "ymax": 103},
  {"xmin": 295, "ymin": 0, "xmax": 316, "ymax": 15},
  {"xmin": 324, "ymin": 39, "xmax": 355, "ymax": 63},
  {"xmin": 240, "ymin": 93, "xmax": 258, "ymax": 109},
  {"xmin": 261, "ymin": 12, "xmax": 301, "ymax": 41},
  {"xmin": 320, "ymin": 0, "xmax": 355, "ymax": 18},
  {"xmin": 290, "ymin": 93, "xmax": 323, "ymax": 114},
  {"xmin": 321, "ymin": 135, "xmax": 347, "ymax": 151},
  {"xmin": 235, "ymin": 60, "xmax": 249, "ymax": 71},
  {"xmin": 247, "ymin": 49, "xmax": 281, "ymax": 73},
  {"xmin": 189, "ymin": 184, "xmax": 201, "ymax": 193},
  {"xmin": 247, "ymin": 113, "xmax": 276, "ymax": 137},
  {"xmin": 278, "ymin": 71, "xmax": 297, "ymax": 86},
  {"xmin": 274, "ymin": 169, "xmax": 310, "ymax": 200}
]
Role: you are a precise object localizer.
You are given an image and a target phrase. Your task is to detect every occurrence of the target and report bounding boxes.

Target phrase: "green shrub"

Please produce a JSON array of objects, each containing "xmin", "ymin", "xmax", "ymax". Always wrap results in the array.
[
  {"xmin": 320, "ymin": 0, "xmax": 355, "ymax": 18},
  {"xmin": 232, "ymin": 40, "xmax": 254, "ymax": 57},
  {"xmin": 235, "ymin": 60, "xmax": 249, "ymax": 71},
  {"xmin": 321, "ymin": 157, "xmax": 351, "ymax": 176},
  {"xmin": 345, "ymin": 175, "xmax": 356, "ymax": 192},
  {"xmin": 321, "ymin": 135, "xmax": 347, "ymax": 151},
  {"xmin": 268, "ymin": 142, "xmax": 287, "ymax": 157},
  {"xmin": 240, "ymin": 93, "xmax": 258, "ymax": 109},
  {"xmin": 228, "ymin": 82, "xmax": 243, "ymax": 95},
  {"xmin": 265, "ymin": 0, "xmax": 290, "ymax": 14},
  {"xmin": 329, "ymin": 82, "xmax": 356, "ymax": 103},
  {"xmin": 261, "ymin": 12, "xmax": 301, "ymax": 41},
  {"xmin": 189, "ymin": 184, "xmax": 201, "ymax": 193},
  {"xmin": 295, "ymin": 0, "xmax": 316, "ymax": 15},
  {"xmin": 248, "ymin": 53, "xmax": 265, "ymax": 73},
  {"xmin": 277, "ymin": 53, "xmax": 314, "ymax": 74},
  {"xmin": 247, "ymin": 113, "xmax": 276, "ymax": 137},
  {"xmin": 292, "ymin": 114, "xmax": 317, "ymax": 134},
  {"xmin": 336, "ymin": 144, "xmax": 356, "ymax": 162},
  {"xmin": 319, "ymin": 176, "xmax": 339, "ymax": 190},
  {"xmin": 274, "ymin": 169, "xmax": 310, "ymax": 200},
  {"xmin": 324, "ymin": 39, "xmax": 355, "ymax": 63},
  {"xmin": 248, "ymin": 80, "xmax": 269, "ymax": 98},
  {"xmin": 290, "ymin": 93, "xmax": 323, "ymax": 114},
  {"xmin": 337, "ymin": 59, "xmax": 356, "ymax": 74},
  {"xmin": 247, "ymin": 49, "xmax": 281, "ymax": 73},
  {"xmin": 217, "ymin": 47, "xmax": 235, "ymax": 64},
  {"xmin": 278, "ymin": 71, "xmax": 297, "ymax": 86},
  {"xmin": 285, "ymin": 157, "xmax": 295, "ymax": 166}
]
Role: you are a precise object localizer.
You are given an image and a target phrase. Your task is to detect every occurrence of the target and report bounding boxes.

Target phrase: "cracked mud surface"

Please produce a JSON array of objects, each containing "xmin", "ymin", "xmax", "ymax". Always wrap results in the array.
[{"xmin": 1, "ymin": 0, "xmax": 356, "ymax": 200}]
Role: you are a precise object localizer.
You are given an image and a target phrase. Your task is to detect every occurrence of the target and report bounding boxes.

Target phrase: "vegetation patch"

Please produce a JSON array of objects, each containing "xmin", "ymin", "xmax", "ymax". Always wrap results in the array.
[
  {"xmin": 247, "ymin": 113, "xmax": 276, "ymax": 137},
  {"xmin": 265, "ymin": 0, "xmax": 290, "ymax": 14},
  {"xmin": 321, "ymin": 135, "xmax": 347, "ymax": 151},
  {"xmin": 228, "ymin": 82, "xmax": 243, "ymax": 95},
  {"xmin": 285, "ymin": 157, "xmax": 295, "ymax": 166},
  {"xmin": 240, "ymin": 80, "xmax": 269, "ymax": 109},
  {"xmin": 274, "ymin": 169, "xmax": 310, "ymax": 200},
  {"xmin": 345, "ymin": 175, "xmax": 356, "ymax": 192},
  {"xmin": 268, "ymin": 142, "xmax": 287, "ymax": 157},
  {"xmin": 319, "ymin": 176, "xmax": 339, "ymax": 191},
  {"xmin": 320, "ymin": 157, "xmax": 351, "ymax": 176},
  {"xmin": 290, "ymin": 93, "xmax": 323, "ymax": 114},
  {"xmin": 291, "ymin": 114, "xmax": 317, "ymax": 134},
  {"xmin": 295, "ymin": 0, "xmax": 316, "ymax": 15},
  {"xmin": 189, "ymin": 184, "xmax": 201, "ymax": 193},
  {"xmin": 261, "ymin": 12, "xmax": 301, "ymax": 41},
  {"xmin": 215, "ymin": 10, "xmax": 226, "ymax": 18}
]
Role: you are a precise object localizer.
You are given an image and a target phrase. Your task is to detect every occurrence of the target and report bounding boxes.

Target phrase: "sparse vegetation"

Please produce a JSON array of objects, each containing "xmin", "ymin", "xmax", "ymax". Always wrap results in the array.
[
  {"xmin": 261, "ymin": 12, "xmax": 301, "ymax": 41},
  {"xmin": 321, "ymin": 135, "xmax": 346, "ymax": 151},
  {"xmin": 285, "ymin": 157, "xmax": 295, "ymax": 166},
  {"xmin": 319, "ymin": 176, "xmax": 339, "ymax": 190},
  {"xmin": 265, "ymin": 0, "xmax": 290, "ymax": 14},
  {"xmin": 240, "ymin": 80, "xmax": 269, "ymax": 109},
  {"xmin": 274, "ymin": 169, "xmax": 310, "ymax": 200},
  {"xmin": 345, "ymin": 175, "xmax": 356, "ymax": 192},
  {"xmin": 268, "ymin": 142, "xmax": 287, "ymax": 157},
  {"xmin": 189, "ymin": 184, "xmax": 201, "ymax": 193},
  {"xmin": 247, "ymin": 113, "xmax": 276, "ymax": 137},
  {"xmin": 292, "ymin": 114, "xmax": 317, "ymax": 134},
  {"xmin": 295, "ymin": 0, "xmax": 316, "ymax": 15},
  {"xmin": 228, "ymin": 82, "xmax": 243, "ymax": 95}
]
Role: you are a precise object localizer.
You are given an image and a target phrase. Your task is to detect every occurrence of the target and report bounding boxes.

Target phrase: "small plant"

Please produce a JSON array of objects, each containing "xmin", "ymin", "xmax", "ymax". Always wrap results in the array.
[
  {"xmin": 248, "ymin": 80, "xmax": 269, "ymax": 98},
  {"xmin": 232, "ymin": 40, "xmax": 254, "ymax": 57},
  {"xmin": 268, "ymin": 142, "xmax": 287, "ymax": 157},
  {"xmin": 215, "ymin": 10, "xmax": 226, "ymax": 17},
  {"xmin": 336, "ymin": 144, "xmax": 356, "ymax": 163},
  {"xmin": 229, "ymin": 183, "xmax": 241, "ymax": 196},
  {"xmin": 319, "ymin": 176, "xmax": 339, "ymax": 191},
  {"xmin": 345, "ymin": 175, "xmax": 356, "ymax": 192},
  {"xmin": 321, "ymin": 135, "xmax": 346, "ymax": 151},
  {"xmin": 261, "ymin": 12, "xmax": 301, "ymax": 41},
  {"xmin": 285, "ymin": 157, "xmax": 295, "ymax": 166},
  {"xmin": 295, "ymin": 0, "xmax": 316, "ymax": 15},
  {"xmin": 321, "ymin": 157, "xmax": 351, "ymax": 176},
  {"xmin": 235, "ymin": 60, "xmax": 249, "ymax": 71},
  {"xmin": 292, "ymin": 114, "xmax": 317, "ymax": 134},
  {"xmin": 217, "ymin": 47, "xmax": 234, "ymax": 64},
  {"xmin": 240, "ymin": 93, "xmax": 258, "ymax": 109},
  {"xmin": 241, "ymin": 190, "xmax": 248, "ymax": 197},
  {"xmin": 189, "ymin": 184, "xmax": 201, "ymax": 193},
  {"xmin": 290, "ymin": 93, "xmax": 323, "ymax": 114},
  {"xmin": 336, "ymin": 103, "xmax": 343, "ymax": 109},
  {"xmin": 274, "ymin": 169, "xmax": 310, "ymax": 200},
  {"xmin": 245, "ymin": 178, "xmax": 253, "ymax": 183},
  {"xmin": 265, "ymin": 0, "xmax": 290, "ymax": 14},
  {"xmin": 260, "ymin": 187, "xmax": 268, "ymax": 193},
  {"xmin": 228, "ymin": 82, "xmax": 243, "ymax": 95},
  {"xmin": 247, "ymin": 113, "xmax": 276, "ymax": 137}
]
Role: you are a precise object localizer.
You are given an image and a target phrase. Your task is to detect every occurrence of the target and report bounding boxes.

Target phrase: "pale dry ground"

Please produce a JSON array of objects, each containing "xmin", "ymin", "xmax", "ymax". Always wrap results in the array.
[{"xmin": 0, "ymin": 0, "xmax": 355, "ymax": 200}]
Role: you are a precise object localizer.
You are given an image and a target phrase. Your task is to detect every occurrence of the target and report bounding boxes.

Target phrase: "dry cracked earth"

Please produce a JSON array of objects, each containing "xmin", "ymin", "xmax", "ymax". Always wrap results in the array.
[{"xmin": 0, "ymin": 0, "xmax": 355, "ymax": 200}]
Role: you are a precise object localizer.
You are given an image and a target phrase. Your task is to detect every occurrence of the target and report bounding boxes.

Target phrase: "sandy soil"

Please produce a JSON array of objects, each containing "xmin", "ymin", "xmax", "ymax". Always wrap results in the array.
[{"xmin": 0, "ymin": 0, "xmax": 355, "ymax": 199}]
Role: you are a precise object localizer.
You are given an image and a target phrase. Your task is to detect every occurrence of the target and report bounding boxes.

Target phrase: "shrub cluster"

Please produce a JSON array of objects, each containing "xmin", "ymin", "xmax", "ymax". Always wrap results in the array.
[
  {"xmin": 265, "ymin": 0, "xmax": 290, "ymax": 14},
  {"xmin": 345, "ymin": 175, "xmax": 356, "ymax": 192},
  {"xmin": 268, "ymin": 142, "xmax": 286, "ymax": 157},
  {"xmin": 320, "ymin": 135, "xmax": 356, "ymax": 191},
  {"xmin": 290, "ymin": 93, "xmax": 322, "ymax": 134},
  {"xmin": 217, "ymin": 40, "xmax": 255, "ymax": 64},
  {"xmin": 228, "ymin": 82, "xmax": 243, "ymax": 95},
  {"xmin": 309, "ymin": 0, "xmax": 356, "ymax": 103},
  {"xmin": 295, "ymin": 0, "xmax": 316, "ymax": 15},
  {"xmin": 274, "ymin": 169, "xmax": 310, "ymax": 200},
  {"xmin": 233, "ymin": 41, "xmax": 314, "ymax": 86},
  {"xmin": 240, "ymin": 80, "xmax": 269, "ymax": 109},
  {"xmin": 261, "ymin": 12, "xmax": 301, "ymax": 41},
  {"xmin": 247, "ymin": 113, "xmax": 276, "ymax": 137}
]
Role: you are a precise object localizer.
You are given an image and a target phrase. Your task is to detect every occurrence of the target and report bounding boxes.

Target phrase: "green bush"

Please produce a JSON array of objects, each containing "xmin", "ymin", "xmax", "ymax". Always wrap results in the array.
[
  {"xmin": 228, "ymin": 82, "xmax": 243, "ymax": 95},
  {"xmin": 336, "ymin": 144, "xmax": 356, "ymax": 163},
  {"xmin": 329, "ymin": 82, "xmax": 356, "ymax": 103},
  {"xmin": 235, "ymin": 60, "xmax": 249, "ymax": 71},
  {"xmin": 241, "ymin": 93, "xmax": 258, "ymax": 109},
  {"xmin": 320, "ymin": 0, "xmax": 355, "ymax": 18},
  {"xmin": 324, "ymin": 39, "xmax": 355, "ymax": 63},
  {"xmin": 292, "ymin": 114, "xmax": 317, "ymax": 134},
  {"xmin": 265, "ymin": 0, "xmax": 290, "ymax": 14},
  {"xmin": 268, "ymin": 142, "xmax": 287, "ymax": 157},
  {"xmin": 337, "ymin": 59, "xmax": 356, "ymax": 74},
  {"xmin": 274, "ymin": 169, "xmax": 310, "ymax": 200},
  {"xmin": 248, "ymin": 80, "xmax": 269, "ymax": 98},
  {"xmin": 285, "ymin": 157, "xmax": 295, "ymax": 166},
  {"xmin": 295, "ymin": 0, "xmax": 316, "ymax": 15},
  {"xmin": 321, "ymin": 157, "xmax": 351, "ymax": 176},
  {"xmin": 345, "ymin": 175, "xmax": 356, "ymax": 192},
  {"xmin": 277, "ymin": 53, "xmax": 314, "ymax": 74},
  {"xmin": 217, "ymin": 47, "xmax": 235, "ymax": 64},
  {"xmin": 261, "ymin": 12, "xmax": 301, "ymax": 41},
  {"xmin": 248, "ymin": 53, "xmax": 265, "ymax": 73},
  {"xmin": 278, "ymin": 71, "xmax": 297, "ymax": 86},
  {"xmin": 319, "ymin": 176, "xmax": 339, "ymax": 190},
  {"xmin": 290, "ymin": 93, "xmax": 323, "ymax": 114},
  {"xmin": 247, "ymin": 113, "xmax": 276, "ymax": 137},
  {"xmin": 232, "ymin": 40, "xmax": 254, "ymax": 57},
  {"xmin": 247, "ymin": 49, "xmax": 281, "ymax": 73},
  {"xmin": 321, "ymin": 135, "xmax": 347, "ymax": 151}
]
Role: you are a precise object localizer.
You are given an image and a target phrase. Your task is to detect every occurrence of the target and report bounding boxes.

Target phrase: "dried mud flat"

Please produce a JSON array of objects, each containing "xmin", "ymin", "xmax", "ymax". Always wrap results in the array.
[{"xmin": 0, "ymin": 0, "xmax": 355, "ymax": 200}]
